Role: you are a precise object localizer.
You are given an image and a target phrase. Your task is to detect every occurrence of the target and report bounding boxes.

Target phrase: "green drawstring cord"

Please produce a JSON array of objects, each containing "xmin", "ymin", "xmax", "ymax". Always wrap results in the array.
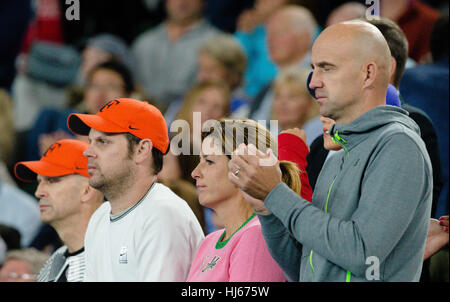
[
  {"xmin": 309, "ymin": 131, "xmax": 352, "ymax": 282},
  {"xmin": 331, "ymin": 130, "xmax": 349, "ymax": 156},
  {"xmin": 309, "ymin": 176, "xmax": 337, "ymax": 280},
  {"xmin": 346, "ymin": 270, "xmax": 351, "ymax": 282},
  {"xmin": 324, "ymin": 176, "xmax": 337, "ymax": 213},
  {"xmin": 332, "ymin": 129, "xmax": 347, "ymax": 143},
  {"xmin": 309, "ymin": 251, "xmax": 315, "ymax": 278}
]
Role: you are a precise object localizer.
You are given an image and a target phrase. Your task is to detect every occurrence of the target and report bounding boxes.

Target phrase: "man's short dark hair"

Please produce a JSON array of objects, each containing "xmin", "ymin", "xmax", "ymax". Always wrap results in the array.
[
  {"xmin": 124, "ymin": 133, "xmax": 164, "ymax": 175},
  {"xmin": 366, "ymin": 17, "xmax": 409, "ymax": 88}
]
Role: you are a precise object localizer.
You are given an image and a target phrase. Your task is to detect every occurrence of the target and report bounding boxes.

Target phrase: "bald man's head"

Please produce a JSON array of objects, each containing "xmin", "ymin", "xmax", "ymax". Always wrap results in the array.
[
  {"xmin": 266, "ymin": 5, "xmax": 317, "ymax": 67},
  {"xmin": 309, "ymin": 21, "xmax": 392, "ymax": 123},
  {"xmin": 330, "ymin": 20, "xmax": 391, "ymax": 82},
  {"xmin": 268, "ymin": 5, "xmax": 317, "ymax": 40}
]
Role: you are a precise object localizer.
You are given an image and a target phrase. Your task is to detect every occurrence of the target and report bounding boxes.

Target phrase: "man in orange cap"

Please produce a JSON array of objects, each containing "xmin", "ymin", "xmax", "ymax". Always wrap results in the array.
[
  {"xmin": 14, "ymin": 139, "xmax": 104, "ymax": 282},
  {"xmin": 67, "ymin": 98, "xmax": 204, "ymax": 281}
]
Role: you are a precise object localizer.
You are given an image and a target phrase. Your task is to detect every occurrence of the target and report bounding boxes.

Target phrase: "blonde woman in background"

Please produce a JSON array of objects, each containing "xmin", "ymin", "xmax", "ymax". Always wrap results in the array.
[
  {"xmin": 272, "ymin": 67, "xmax": 321, "ymax": 145},
  {"xmin": 170, "ymin": 81, "xmax": 231, "ymax": 187},
  {"xmin": 175, "ymin": 82, "xmax": 231, "ymax": 136},
  {"xmin": 197, "ymin": 34, "xmax": 251, "ymax": 118}
]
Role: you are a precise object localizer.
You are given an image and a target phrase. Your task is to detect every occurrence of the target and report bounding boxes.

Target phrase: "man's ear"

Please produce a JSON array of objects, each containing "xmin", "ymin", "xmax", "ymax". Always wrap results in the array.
[
  {"xmin": 81, "ymin": 184, "xmax": 103, "ymax": 206},
  {"xmin": 362, "ymin": 61, "xmax": 378, "ymax": 89},
  {"xmin": 80, "ymin": 183, "xmax": 95, "ymax": 203},
  {"xmin": 135, "ymin": 139, "xmax": 153, "ymax": 164}
]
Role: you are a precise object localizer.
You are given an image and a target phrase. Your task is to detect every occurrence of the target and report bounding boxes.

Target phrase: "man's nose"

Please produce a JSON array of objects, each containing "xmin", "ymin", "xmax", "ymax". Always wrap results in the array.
[
  {"xmin": 83, "ymin": 144, "xmax": 94, "ymax": 158},
  {"xmin": 34, "ymin": 182, "xmax": 46, "ymax": 199},
  {"xmin": 307, "ymin": 70, "xmax": 321, "ymax": 98}
]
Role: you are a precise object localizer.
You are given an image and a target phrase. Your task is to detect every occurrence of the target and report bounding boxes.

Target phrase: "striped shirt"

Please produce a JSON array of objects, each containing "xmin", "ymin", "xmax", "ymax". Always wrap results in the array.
[{"xmin": 37, "ymin": 246, "xmax": 85, "ymax": 282}]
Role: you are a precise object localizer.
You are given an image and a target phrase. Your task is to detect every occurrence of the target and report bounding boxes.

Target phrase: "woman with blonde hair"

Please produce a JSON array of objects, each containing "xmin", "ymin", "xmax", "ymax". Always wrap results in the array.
[
  {"xmin": 169, "ymin": 81, "xmax": 231, "ymax": 187},
  {"xmin": 197, "ymin": 34, "xmax": 250, "ymax": 117},
  {"xmin": 175, "ymin": 82, "xmax": 231, "ymax": 134},
  {"xmin": 187, "ymin": 118, "xmax": 308, "ymax": 281},
  {"xmin": 272, "ymin": 67, "xmax": 321, "ymax": 145}
]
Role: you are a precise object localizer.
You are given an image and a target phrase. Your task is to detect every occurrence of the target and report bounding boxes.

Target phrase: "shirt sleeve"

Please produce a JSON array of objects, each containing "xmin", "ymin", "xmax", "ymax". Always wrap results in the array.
[
  {"xmin": 278, "ymin": 132, "xmax": 313, "ymax": 202},
  {"xmin": 257, "ymin": 213, "xmax": 302, "ymax": 282}
]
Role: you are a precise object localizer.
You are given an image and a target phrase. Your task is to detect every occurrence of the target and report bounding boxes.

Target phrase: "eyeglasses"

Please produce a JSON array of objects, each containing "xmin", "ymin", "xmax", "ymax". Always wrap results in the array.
[{"xmin": 0, "ymin": 272, "xmax": 37, "ymax": 281}]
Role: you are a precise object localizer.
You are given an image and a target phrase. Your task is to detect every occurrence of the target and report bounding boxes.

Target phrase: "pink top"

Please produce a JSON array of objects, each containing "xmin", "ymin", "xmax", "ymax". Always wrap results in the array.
[{"xmin": 186, "ymin": 214, "xmax": 286, "ymax": 282}]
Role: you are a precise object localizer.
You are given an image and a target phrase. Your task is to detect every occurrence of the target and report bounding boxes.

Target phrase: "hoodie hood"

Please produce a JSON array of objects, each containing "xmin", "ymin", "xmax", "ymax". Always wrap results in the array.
[{"xmin": 330, "ymin": 105, "xmax": 421, "ymax": 152}]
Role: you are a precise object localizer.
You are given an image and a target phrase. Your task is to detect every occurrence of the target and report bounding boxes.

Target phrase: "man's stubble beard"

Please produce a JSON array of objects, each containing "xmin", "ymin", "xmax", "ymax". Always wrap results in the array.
[{"xmin": 89, "ymin": 162, "xmax": 136, "ymax": 201}]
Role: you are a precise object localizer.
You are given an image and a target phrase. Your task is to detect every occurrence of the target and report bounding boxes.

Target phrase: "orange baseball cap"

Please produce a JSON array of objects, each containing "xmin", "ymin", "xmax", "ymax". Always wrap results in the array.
[
  {"xmin": 67, "ymin": 98, "xmax": 169, "ymax": 154},
  {"xmin": 14, "ymin": 139, "xmax": 89, "ymax": 182}
]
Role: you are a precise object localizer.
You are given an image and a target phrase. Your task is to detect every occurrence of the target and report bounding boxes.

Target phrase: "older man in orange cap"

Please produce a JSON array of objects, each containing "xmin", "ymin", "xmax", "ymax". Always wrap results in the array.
[{"xmin": 15, "ymin": 139, "xmax": 104, "ymax": 282}]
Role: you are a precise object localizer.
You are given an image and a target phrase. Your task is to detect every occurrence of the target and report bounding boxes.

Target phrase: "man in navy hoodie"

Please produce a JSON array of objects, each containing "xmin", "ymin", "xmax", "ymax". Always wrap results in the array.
[{"xmin": 228, "ymin": 20, "xmax": 432, "ymax": 281}]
